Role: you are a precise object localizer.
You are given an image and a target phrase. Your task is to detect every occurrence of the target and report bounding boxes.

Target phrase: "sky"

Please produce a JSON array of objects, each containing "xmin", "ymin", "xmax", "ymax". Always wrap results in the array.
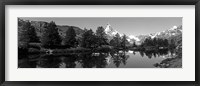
[{"xmin": 20, "ymin": 17, "xmax": 182, "ymax": 36}]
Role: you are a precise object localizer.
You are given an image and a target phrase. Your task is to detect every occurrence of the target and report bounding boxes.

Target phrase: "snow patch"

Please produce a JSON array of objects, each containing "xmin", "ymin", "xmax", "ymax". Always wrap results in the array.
[
  {"xmin": 128, "ymin": 50, "xmax": 133, "ymax": 53},
  {"xmin": 129, "ymin": 35, "xmax": 140, "ymax": 41},
  {"xmin": 170, "ymin": 26, "xmax": 178, "ymax": 30}
]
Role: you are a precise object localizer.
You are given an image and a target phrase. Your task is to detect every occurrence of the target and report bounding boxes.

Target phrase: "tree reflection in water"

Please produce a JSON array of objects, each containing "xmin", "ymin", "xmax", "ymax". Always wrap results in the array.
[
  {"xmin": 36, "ymin": 55, "xmax": 62, "ymax": 68},
  {"xmin": 138, "ymin": 49, "xmax": 171, "ymax": 59},
  {"xmin": 59, "ymin": 55, "xmax": 77, "ymax": 68},
  {"xmin": 110, "ymin": 50, "xmax": 129, "ymax": 68},
  {"xmin": 79, "ymin": 52, "xmax": 109, "ymax": 68},
  {"xmin": 18, "ymin": 49, "xmax": 174, "ymax": 68}
]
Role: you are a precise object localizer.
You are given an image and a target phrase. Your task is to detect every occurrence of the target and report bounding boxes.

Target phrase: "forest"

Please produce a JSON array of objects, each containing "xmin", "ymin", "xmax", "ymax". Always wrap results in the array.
[{"xmin": 18, "ymin": 19, "xmax": 178, "ymax": 55}]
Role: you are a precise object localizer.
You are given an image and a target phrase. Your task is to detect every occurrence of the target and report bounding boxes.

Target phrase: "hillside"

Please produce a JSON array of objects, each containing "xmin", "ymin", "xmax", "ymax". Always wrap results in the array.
[{"xmin": 18, "ymin": 19, "xmax": 84, "ymax": 40}]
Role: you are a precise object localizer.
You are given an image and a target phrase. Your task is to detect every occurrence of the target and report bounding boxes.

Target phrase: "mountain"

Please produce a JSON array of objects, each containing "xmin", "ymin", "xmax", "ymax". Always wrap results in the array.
[
  {"xmin": 57, "ymin": 25, "xmax": 84, "ymax": 38},
  {"xmin": 155, "ymin": 25, "xmax": 182, "ymax": 39},
  {"xmin": 105, "ymin": 24, "xmax": 120, "ymax": 42},
  {"xmin": 105, "ymin": 24, "xmax": 119, "ymax": 36},
  {"xmin": 148, "ymin": 25, "xmax": 182, "ymax": 39},
  {"xmin": 104, "ymin": 24, "xmax": 140, "ymax": 43},
  {"xmin": 22, "ymin": 20, "xmax": 84, "ymax": 39},
  {"xmin": 104, "ymin": 24, "xmax": 182, "ymax": 45},
  {"xmin": 136, "ymin": 25, "xmax": 182, "ymax": 43}
]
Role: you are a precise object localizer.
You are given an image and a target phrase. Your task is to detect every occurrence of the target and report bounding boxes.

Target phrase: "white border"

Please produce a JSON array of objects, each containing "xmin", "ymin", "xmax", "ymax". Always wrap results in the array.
[{"xmin": 5, "ymin": 5, "xmax": 195, "ymax": 81}]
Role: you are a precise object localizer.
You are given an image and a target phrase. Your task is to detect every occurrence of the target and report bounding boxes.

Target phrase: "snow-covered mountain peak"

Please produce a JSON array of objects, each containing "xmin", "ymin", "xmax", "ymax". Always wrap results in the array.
[
  {"xmin": 105, "ymin": 24, "xmax": 112, "ymax": 32},
  {"xmin": 104, "ymin": 24, "xmax": 182, "ymax": 45},
  {"xmin": 105, "ymin": 24, "xmax": 119, "ymax": 36},
  {"xmin": 129, "ymin": 35, "xmax": 140, "ymax": 41}
]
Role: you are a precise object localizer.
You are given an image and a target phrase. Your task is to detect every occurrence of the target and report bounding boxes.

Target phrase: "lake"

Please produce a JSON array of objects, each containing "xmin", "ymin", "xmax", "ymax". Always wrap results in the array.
[{"xmin": 18, "ymin": 49, "xmax": 175, "ymax": 68}]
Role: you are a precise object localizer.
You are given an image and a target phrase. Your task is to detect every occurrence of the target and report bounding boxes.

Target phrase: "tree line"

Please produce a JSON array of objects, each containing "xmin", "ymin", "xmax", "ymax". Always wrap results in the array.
[
  {"xmin": 18, "ymin": 20, "xmax": 176, "ymax": 52},
  {"xmin": 18, "ymin": 20, "xmax": 129, "ymax": 50},
  {"xmin": 137, "ymin": 37, "xmax": 176, "ymax": 50}
]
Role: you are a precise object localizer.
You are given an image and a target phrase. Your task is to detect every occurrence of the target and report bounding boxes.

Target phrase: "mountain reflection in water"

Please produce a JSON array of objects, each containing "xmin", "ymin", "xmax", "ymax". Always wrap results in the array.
[{"xmin": 18, "ymin": 49, "xmax": 175, "ymax": 68}]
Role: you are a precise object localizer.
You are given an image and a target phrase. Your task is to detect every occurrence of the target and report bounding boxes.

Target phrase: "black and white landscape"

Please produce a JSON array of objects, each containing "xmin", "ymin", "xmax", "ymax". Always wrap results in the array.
[{"xmin": 18, "ymin": 17, "xmax": 182, "ymax": 68}]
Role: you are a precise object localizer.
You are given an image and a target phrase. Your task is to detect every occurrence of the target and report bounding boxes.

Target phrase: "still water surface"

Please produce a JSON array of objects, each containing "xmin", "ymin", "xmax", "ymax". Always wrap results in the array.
[{"xmin": 18, "ymin": 50, "xmax": 175, "ymax": 68}]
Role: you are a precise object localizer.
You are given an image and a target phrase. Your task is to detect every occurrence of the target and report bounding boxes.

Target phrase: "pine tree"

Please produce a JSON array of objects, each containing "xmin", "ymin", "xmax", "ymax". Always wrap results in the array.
[
  {"xmin": 169, "ymin": 39, "xmax": 176, "ymax": 49},
  {"xmin": 77, "ymin": 28, "xmax": 88, "ymax": 46},
  {"xmin": 63, "ymin": 26, "xmax": 77, "ymax": 48},
  {"xmin": 164, "ymin": 39, "xmax": 169, "ymax": 47},
  {"xmin": 96, "ymin": 26, "xmax": 108, "ymax": 46},
  {"xmin": 41, "ymin": 21, "xmax": 61, "ymax": 49},
  {"xmin": 28, "ymin": 26, "xmax": 40, "ymax": 42},
  {"xmin": 121, "ymin": 34, "xmax": 128, "ymax": 49},
  {"xmin": 115, "ymin": 33, "xmax": 121, "ymax": 48},
  {"xmin": 81, "ymin": 29, "xmax": 97, "ymax": 48},
  {"xmin": 18, "ymin": 21, "xmax": 31, "ymax": 44},
  {"xmin": 153, "ymin": 38, "xmax": 158, "ymax": 47},
  {"xmin": 110, "ymin": 33, "xmax": 121, "ymax": 49},
  {"xmin": 133, "ymin": 42, "xmax": 137, "ymax": 47},
  {"xmin": 18, "ymin": 20, "xmax": 39, "ymax": 49}
]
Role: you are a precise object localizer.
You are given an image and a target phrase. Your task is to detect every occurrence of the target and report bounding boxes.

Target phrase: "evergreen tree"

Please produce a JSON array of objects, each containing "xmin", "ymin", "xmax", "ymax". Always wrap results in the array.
[
  {"xmin": 121, "ymin": 34, "xmax": 128, "ymax": 49},
  {"xmin": 18, "ymin": 21, "xmax": 31, "ymax": 45},
  {"xmin": 169, "ymin": 39, "xmax": 176, "ymax": 49},
  {"xmin": 141, "ymin": 37, "xmax": 169, "ymax": 48},
  {"xmin": 96, "ymin": 26, "xmax": 108, "ymax": 46},
  {"xmin": 132, "ymin": 42, "xmax": 137, "ymax": 47},
  {"xmin": 18, "ymin": 20, "xmax": 39, "ymax": 49},
  {"xmin": 41, "ymin": 21, "xmax": 61, "ymax": 49},
  {"xmin": 143, "ymin": 37, "xmax": 153, "ymax": 47},
  {"xmin": 81, "ymin": 29, "xmax": 97, "ymax": 49},
  {"xmin": 28, "ymin": 26, "xmax": 40, "ymax": 42},
  {"xmin": 110, "ymin": 33, "xmax": 121, "ymax": 49},
  {"xmin": 153, "ymin": 38, "xmax": 158, "ymax": 47},
  {"xmin": 77, "ymin": 28, "xmax": 88, "ymax": 46},
  {"xmin": 63, "ymin": 26, "xmax": 77, "ymax": 48},
  {"xmin": 115, "ymin": 33, "xmax": 121, "ymax": 48},
  {"xmin": 164, "ymin": 39, "xmax": 169, "ymax": 47}
]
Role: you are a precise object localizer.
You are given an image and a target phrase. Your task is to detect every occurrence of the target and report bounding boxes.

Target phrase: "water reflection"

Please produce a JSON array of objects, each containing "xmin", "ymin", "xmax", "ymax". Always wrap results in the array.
[
  {"xmin": 110, "ymin": 51, "xmax": 129, "ymax": 68},
  {"xmin": 18, "ymin": 49, "xmax": 175, "ymax": 68},
  {"xmin": 79, "ymin": 53, "xmax": 108, "ymax": 68}
]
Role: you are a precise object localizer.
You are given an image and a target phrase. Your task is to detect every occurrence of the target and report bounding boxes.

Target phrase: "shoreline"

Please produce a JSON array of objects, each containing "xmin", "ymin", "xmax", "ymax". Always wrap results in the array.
[{"xmin": 154, "ymin": 57, "xmax": 182, "ymax": 68}]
